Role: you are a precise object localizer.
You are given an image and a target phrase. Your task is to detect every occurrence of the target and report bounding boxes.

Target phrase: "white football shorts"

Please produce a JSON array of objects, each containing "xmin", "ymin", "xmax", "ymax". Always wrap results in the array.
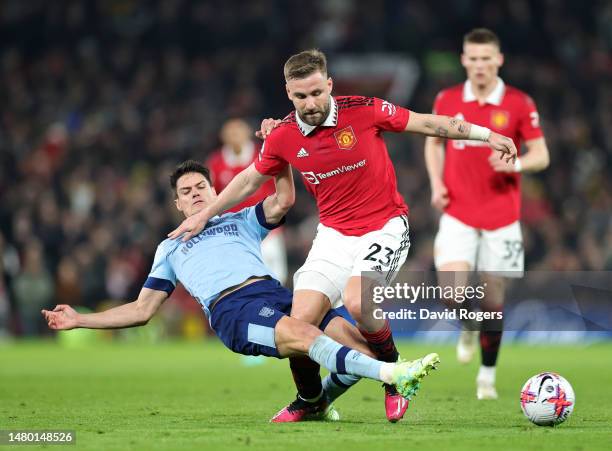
[
  {"xmin": 434, "ymin": 213, "xmax": 524, "ymax": 277},
  {"xmin": 293, "ymin": 215, "xmax": 410, "ymax": 308}
]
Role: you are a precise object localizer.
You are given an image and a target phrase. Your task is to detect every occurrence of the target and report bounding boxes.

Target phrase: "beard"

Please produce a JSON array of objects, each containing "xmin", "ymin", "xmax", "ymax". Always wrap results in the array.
[{"xmin": 299, "ymin": 100, "xmax": 331, "ymax": 126}]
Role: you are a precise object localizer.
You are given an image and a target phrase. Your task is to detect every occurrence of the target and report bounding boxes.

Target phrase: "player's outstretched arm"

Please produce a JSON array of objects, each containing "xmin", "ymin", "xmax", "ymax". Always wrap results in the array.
[
  {"xmin": 41, "ymin": 288, "xmax": 168, "ymax": 330},
  {"xmin": 168, "ymin": 163, "xmax": 271, "ymax": 241},
  {"xmin": 406, "ymin": 112, "xmax": 517, "ymax": 163},
  {"xmin": 263, "ymin": 165, "xmax": 295, "ymax": 224}
]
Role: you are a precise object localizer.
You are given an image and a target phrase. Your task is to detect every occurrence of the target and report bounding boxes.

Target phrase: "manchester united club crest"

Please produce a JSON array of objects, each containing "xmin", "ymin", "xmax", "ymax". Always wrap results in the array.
[
  {"xmin": 490, "ymin": 110, "xmax": 510, "ymax": 129},
  {"xmin": 334, "ymin": 125, "xmax": 357, "ymax": 150}
]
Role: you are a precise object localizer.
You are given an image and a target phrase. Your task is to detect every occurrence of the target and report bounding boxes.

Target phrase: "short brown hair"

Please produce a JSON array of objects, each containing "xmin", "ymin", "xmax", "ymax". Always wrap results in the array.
[
  {"xmin": 463, "ymin": 28, "xmax": 500, "ymax": 49},
  {"xmin": 284, "ymin": 49, "xmax": 327, "ymax": 81},
  {"xmin": 170, "ymin": 160, "xmax": 211, "ymax": 196}
]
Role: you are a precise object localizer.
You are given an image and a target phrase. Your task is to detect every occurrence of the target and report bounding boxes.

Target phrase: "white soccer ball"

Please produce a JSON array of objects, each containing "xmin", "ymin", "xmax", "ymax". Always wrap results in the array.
[{"xmin": 520, "ymin": 372, "xmax": 575, "ymax": 426}]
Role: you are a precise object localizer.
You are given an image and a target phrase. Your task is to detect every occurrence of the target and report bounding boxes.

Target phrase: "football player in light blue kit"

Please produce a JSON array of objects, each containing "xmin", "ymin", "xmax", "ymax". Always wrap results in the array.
[{"xmin": 42, "ymin": 160, "xmax": 439, "ymax": 421}]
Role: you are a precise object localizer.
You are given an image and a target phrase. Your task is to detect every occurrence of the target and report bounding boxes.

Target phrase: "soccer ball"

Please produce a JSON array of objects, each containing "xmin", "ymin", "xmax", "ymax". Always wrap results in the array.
[{"xmin": 520, "ymin": 372, "xmax": 575, "ymax": 426}]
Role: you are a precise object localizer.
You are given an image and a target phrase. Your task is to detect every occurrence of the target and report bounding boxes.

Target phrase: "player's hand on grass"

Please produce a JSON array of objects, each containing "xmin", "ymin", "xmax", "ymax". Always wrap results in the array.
[
  {"xmin": 41, "ymin": 305, "xmax": 79, "ymax": 330},
  {"xmin": 168, "ymin": 209, "xmax": 210, "ymax": 241},
  {"xmin": 488, "ymin": 151, "xmax": 518, "ymax": 173},
  {"xmin": 255, "ymin": 118, "xmax": 281, "ymax": 140},
  {"xmin": 487, "ymin": 132, "xmax": 517, "ymax": 164},
  {"xmin": 431, "ymin": 181, "xmax": 449, "ymax": 211}
]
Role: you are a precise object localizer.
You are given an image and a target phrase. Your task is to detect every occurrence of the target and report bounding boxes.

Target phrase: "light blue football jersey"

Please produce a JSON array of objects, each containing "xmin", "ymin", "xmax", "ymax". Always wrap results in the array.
[{"xmin": 143, "ymin": 203, "xmax": 283, "ymax": 317}]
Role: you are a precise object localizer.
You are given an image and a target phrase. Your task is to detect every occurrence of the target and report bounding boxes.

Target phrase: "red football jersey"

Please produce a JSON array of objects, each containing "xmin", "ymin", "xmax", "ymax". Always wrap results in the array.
[
  {"xmin": 206, "ymin": 142, "xmax": 275, "ymax": 212},
  {"xmin": 433, "ymin": 78, "xmax": 543, "ymax": 229},
  {"xmin": 254, "ymin": 96, "xmax": 409, "ymax": 236}
]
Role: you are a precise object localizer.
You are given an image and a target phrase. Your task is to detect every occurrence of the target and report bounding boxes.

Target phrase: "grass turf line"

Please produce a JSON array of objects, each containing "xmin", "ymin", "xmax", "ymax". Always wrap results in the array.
[{"xmin": 1, "ymin": 340, "xmax": 611, "ymax": 451}]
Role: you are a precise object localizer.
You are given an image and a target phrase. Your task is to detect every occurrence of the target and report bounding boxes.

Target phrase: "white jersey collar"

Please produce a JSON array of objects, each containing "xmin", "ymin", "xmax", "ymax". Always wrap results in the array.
[
  {"xmin": 463, "ymin": 77, "xmax": 505, "ymax": 106},
  {"xmin": 296, "ymin": 96, "xmax": 338, "ymax": 136},
  {"xmin": 221, "ymin": 141, "xmax": 255, "ymax": 168}
]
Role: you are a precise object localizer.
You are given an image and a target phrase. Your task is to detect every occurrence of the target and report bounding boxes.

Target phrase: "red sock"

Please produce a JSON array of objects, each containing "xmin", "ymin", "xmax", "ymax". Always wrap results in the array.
[
  {"xmin": 480, "ymin": 307, "xmax": 503, "ymax": 367},
  {"xmin": 359, "ymin": 320, "xmax": 399, "ymax": 363},
  {"xmin": 480, "ymin": 331, "xmax": 502, "ymax": 366}
]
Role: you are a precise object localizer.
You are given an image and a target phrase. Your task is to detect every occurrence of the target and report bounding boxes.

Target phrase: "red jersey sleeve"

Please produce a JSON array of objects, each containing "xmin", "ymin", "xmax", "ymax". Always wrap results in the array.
[
  {"xmin": 253, "ymin": 131, "xmax": 288, "ymax": 176},
  {"xmin": 517, "ymin": 94, "xmax": 544, "ymax": 141},
  {"xmin": 372, "ymin": 97, "xmax": 410, "ymax": 132}
]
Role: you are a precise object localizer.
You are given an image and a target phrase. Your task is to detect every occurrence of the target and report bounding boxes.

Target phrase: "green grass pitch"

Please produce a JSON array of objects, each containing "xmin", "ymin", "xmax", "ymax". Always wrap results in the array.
[{"xmin": 1, "ymin": 339, "xmax": 611, "ymax": 450}]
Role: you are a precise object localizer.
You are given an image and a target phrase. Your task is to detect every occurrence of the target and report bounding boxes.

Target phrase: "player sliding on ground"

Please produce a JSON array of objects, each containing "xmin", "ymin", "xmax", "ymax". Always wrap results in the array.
[
  {"xmin": 42, "ymin": 160, "xmax": 440, "ymax": 422},
  {"xmin": 168, "ymin": 50, "xmax": 517, "ymax": 422}
]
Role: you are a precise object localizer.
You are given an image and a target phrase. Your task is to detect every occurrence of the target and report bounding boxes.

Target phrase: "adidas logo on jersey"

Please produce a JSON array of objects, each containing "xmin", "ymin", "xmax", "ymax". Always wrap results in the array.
[{"xmin": 297, "ymin": 148, "xmax": 309, "ymax": 158}]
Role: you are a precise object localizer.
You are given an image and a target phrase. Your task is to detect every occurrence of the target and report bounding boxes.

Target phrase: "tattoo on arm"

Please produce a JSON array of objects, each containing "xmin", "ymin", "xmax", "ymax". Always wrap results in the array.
[
  {"xmin": 436, "ymin": 126, "xmax": 449, "ymax": 137},
  {"xmin": 425, "ymin": 116, "xmax": 467, "ymax": 138},
  {"xmin": 424, "ymin": 120, "xmax": 449, "ymax": 138},
  {"xmin": 449, "ymin": 118, "xmax": 468, "ymax": 134}
]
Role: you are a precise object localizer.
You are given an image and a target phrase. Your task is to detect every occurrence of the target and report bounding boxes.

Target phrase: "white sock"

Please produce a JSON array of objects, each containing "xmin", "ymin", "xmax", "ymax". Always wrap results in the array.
[
  {"xmin": 299, "ymin": 390, "xmax": 323, "ymax": 404},
  {"xmin": 477, "ymin": 365, "xmax": 496, "ymax": 383},
  {"xmin": 379, "ymin": 362, "xmax": 395, "ymax": 385}
]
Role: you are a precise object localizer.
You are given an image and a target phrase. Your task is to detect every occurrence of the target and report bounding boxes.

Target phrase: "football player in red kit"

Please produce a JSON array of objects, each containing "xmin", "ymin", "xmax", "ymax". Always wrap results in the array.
[
  {"xmin": 425, "ymin": 28, "xmax": 550, "ymax": 400},
  {"xmin": 207, "ymin": 118, "xmax": 288, "ymax": 284},
  {"xmin": 169, "ymin": 49, "xmax": 517, "ymax": 422}
]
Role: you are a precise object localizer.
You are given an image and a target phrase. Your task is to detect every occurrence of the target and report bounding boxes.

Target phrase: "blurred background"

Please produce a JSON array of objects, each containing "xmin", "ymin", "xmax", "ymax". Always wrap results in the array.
[{"xmin": 0, "ymin": 0, "xmax": 610, "ymax": 340}]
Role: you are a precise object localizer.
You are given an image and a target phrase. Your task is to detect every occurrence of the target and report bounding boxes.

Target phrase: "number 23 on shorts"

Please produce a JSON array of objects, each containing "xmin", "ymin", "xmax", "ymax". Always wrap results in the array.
[{"xmin": 364, "ymin": 242, "xmax": 395, "ymax": 266}]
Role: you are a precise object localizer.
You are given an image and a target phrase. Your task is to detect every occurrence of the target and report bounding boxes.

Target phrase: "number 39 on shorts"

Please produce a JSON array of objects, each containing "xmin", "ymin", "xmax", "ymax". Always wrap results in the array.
[{"xmin": 502, "ymin": 239, "xmax": 523, "ymax": 268}]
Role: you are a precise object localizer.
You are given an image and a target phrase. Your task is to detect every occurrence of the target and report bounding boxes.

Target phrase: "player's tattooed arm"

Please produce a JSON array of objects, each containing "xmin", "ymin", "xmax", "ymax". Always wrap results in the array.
[
  {"xmin": 405, "ymin": 112, "xmax": 517, "ymax": 163},
  {"xmin": 405, "ymin": 112, "xmax": 471, "ymax": 139},
  {"xmin": 449, "ymin": 118, "xmax": 469, "ymax": 134}
]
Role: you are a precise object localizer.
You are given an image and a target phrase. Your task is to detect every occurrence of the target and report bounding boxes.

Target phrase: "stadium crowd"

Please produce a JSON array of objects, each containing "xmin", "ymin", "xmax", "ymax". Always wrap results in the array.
[{"xmin": 0, "ymin": 0, "xmax": 610, "ymax": 336}]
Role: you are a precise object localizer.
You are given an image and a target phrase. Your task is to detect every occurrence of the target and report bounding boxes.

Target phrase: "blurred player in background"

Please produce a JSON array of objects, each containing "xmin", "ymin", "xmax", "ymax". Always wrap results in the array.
[
  {"xmin": 424, "ymin": 28, "xmax": 550, "ymax": 399},
  {"xmin": 207, "ymin": 118, "xmax": 288, "ymax": 284},
  {"xmin": 42, "ymin": 160, "xmax": 440, "ymax": 420},
  {"xmin": 169, "ymin": 49, "xmax": 517, "ymax": 422}
]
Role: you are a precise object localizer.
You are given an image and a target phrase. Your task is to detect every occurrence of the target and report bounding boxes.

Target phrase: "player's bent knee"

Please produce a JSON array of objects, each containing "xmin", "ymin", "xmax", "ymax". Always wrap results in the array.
[
  {"xmin": 275, "ymin": 316, "xmax": 322, "ymax": 357},
  {"xmin": 290, "ymin": 290, "xmax": 331, "ymax": 325},
  {"xmin": 290, "ymin": 309, "xmax": 319, "ymax": 325},
  {"xmin": 343, "ymin": 294, "xmax": 363, "ymax": 322}
]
